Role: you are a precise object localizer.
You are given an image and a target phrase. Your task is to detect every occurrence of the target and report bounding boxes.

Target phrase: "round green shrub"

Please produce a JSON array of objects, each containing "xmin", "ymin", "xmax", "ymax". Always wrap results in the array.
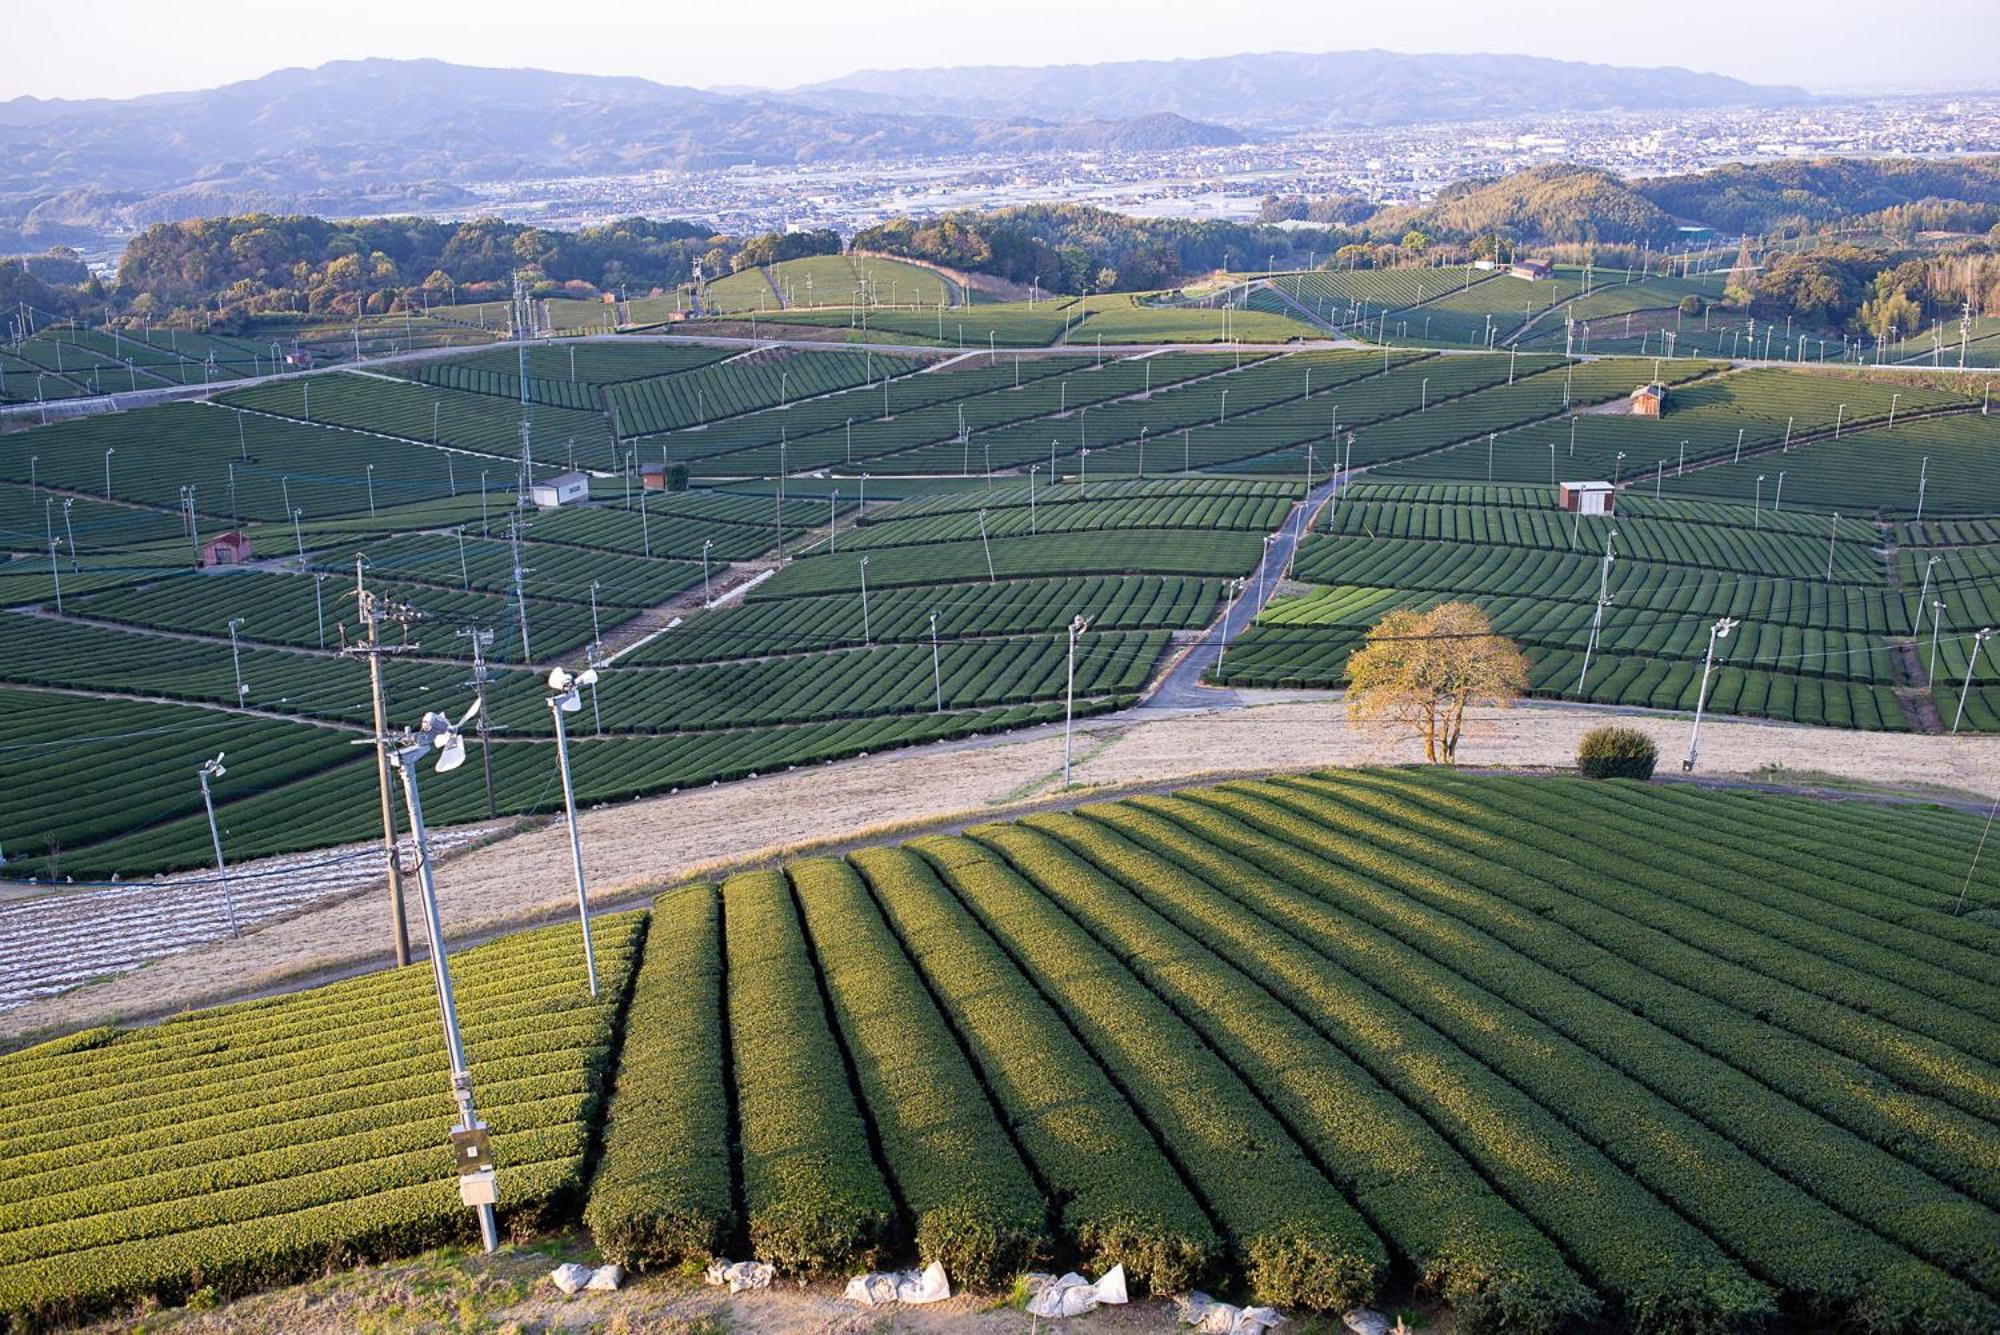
[{"xmin": 1577, "ymin": 725, "xmax": 1658, "ymax": 780}]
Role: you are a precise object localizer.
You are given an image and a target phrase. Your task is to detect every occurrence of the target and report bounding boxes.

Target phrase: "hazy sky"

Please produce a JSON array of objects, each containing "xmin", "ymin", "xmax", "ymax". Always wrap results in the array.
[{"xmin": 10, "ymin": 0, "xmax": 1998, "ymax": 101}]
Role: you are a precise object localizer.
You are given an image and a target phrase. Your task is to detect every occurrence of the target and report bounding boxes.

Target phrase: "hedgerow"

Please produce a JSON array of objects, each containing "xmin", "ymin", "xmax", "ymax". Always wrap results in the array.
[
  {"xmin": 790, "ymin": 857, "xmax": 1048, "ymax": 1286},
  {"xmin": 1309, "ymin": 772, "xmax": 2000, "ymax": 1123},
  {"xmin": 0, "ymin": 915, "xmax": 643, "ymax": 1331},
  {"xmin": 993, "ymin": 815, "xmax": 1700, "ymax": 1333},
  {"xmin": 721, "ymin": 869, "xmax": 896, "ymax": 1275},
  {"xmin": 584, "ymin": 885, "xmax": 735, "ymax": 1269},
  {"xmin": 1145, "ymin": 781, "xmax": 1999, "ymax": 1332},
  {"xmin": 909, "ymin": 834, "xmax": 1387, "ymax": 1312},
  {"xmin": 848, "ymin": 844, "xmax": 1220, "ymax": 1293},
  {"xmin": 1268, "ymin": 773, "xmax": 2000, "ymax": 1216},
  {"xmin": 1521, "ymin": 780, "xmax": 2000, "ymax": 1013},
  {"xmin": 1576, "ymin": 726, "xmax": 1658, "ymax": 779}
]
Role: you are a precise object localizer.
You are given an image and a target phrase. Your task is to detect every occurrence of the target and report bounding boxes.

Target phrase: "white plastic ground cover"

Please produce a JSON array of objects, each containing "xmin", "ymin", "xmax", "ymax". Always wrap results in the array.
[
  {"xmin": 1024, "ymin": 1264, "xmax": 1130, "ymax": 1317},
  {"xmin": 843, "ymin": 1260, "xmax": 951, "ymax": 1306},
  {"xmin": 1178, "ymin": 1291, "xmax": 1285, "ymax": 1333},
  {"xmin": 704, "ymin": 1259, "xmax": 775, "ymax": 1292}
]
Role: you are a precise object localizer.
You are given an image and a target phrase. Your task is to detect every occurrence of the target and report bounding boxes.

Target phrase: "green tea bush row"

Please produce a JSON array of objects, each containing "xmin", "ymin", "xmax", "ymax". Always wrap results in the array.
[
  {"xmin": 1139, "ymin": 787, "xmax": 1997, "ymax": 1332},
  {"xmin": 791, "ymin": 858, "xmax": 1048, "ymax": 1285},
  {"xmin": 848, "ymin": 845, "xmax": 1220, "ymax": 1293},
  {"xmin": 0, "ymin": 916, "xmax": 642, "ymax": 1329},
  {"xmin": 911, "ymin": 833, "xmax": 1387, "ymax": 1311},
  {"xmin": 585, "ymin": 886, "xmax": 735, "ymax": 1268},
  {"xmin": 721, "ymin": 870, "xmax": 895, "ymax": 1274},
  {"xmin": 1133, "ymin": 786, "xmax": 2000, "ymax": 1310},
  {"xmin": 992, "ymin": 817, "xmax": 1680, "ymax": 1333}
]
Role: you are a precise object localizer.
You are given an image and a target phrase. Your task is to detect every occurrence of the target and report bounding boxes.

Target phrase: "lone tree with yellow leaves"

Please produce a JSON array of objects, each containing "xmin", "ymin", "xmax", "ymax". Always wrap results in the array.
[{"xmin": 1345, "ymin": 602, "xmax": 1528, "ymax": 763}]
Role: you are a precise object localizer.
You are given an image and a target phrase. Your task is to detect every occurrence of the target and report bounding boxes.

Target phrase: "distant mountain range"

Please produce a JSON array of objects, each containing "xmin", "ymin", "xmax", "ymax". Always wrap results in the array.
[
  {"xmin": 794, "ymin": 49, "xmax": 1807, "ymax": 129},
  {"xmin": 0, "ymin": 52, "xmax": 1806, "ymax": 251}
]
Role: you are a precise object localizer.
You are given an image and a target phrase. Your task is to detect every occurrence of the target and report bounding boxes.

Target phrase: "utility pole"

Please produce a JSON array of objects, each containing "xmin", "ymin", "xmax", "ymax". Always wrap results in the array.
[
  {"xmin": 345, "ymin": 556, "xmax": 415, "ymax": 967},
  {"xmin": 1577, "ymin": 527, "xmax": 1618, "ymax": 699},
  {"xmin": 459, "ymin": 627, "xmax": 499, "ymax": 819}
]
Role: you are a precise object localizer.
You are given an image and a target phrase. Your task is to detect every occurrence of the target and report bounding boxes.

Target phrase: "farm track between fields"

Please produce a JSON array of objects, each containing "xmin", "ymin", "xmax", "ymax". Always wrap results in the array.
[
  {"xmin": 1245, "ymin": 280, "xmax": 1351, "ymax": 338},
  {"xmin": 5, "ymin": 695, "xmax": 1992, "ymax": 1051}
]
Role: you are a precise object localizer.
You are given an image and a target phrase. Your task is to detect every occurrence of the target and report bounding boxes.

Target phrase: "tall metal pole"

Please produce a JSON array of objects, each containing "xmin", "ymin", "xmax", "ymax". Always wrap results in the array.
[
  {"xmin": 389, "ymin": 740, "xmax": 497, "ymax": 1252},
  {"xmin": 858, "ymin": 556, "xmax": 871, "ymax": 646},
  {"xmin": 929, "ymin": 611, "xmax": 943, "ymax": 711},
  {"xmin": 1683, "ymin": 617, "xmax": 1737, "ymax": 772},
  {"xmin": 547, "ymin": 693, "xmax": 599, "ymax": 997},
  {"xmin": 461, "ymin": 627, "xmax": 499, "ymax": 820},
  {"xmin": 197, "ymin": 757, "xmax": 241, "ymax": 937},
  {"xmin": 1577, "ymin": 527, "xmax": 1617, "ymax": 698},
  {"xmin": 1912, "ymin": 555, "xmax": 1939, "ymax": 635},
  {"xmin": 1930, "ymin": 601, "xmax": 1947, "ymax": 686},
  {"xmin": 508, "ymin": 515, "xmax": 532, "ymax": 662},
  {"xmin": 354, "ymin": 558, "xmax": 412, "ymax": 967},
  {"xmin": 1953, "ymin": 629, "xmax": 1995, "ymax": 734},
  {"xmin": 226, "ymin": 617, "xmax": 247, "ymax": 705},
  {"xmin": 1063, "ymin": 615, "xmax": 1089, "ymax": 787}
]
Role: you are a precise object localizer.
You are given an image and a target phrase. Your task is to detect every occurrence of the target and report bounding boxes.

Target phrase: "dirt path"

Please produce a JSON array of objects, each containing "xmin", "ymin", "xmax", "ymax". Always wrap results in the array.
[{"xmin": 8, "ymin": 695, "xmax": 1994, "ymax": 1046}]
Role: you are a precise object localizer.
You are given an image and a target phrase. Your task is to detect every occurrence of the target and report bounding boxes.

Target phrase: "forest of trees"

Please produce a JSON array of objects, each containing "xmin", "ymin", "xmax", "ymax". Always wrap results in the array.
[
  {"xmin": 1639, "ymin": 156, "xmax": 2000, "ymax": 236},
  {"xmin": 102, "ymin": 215, "xmax": 739, "ymax": 323},
  {"xmin": 8, "ymin": 156, "xmax": 2000, "ymax": 338},
  {"xmin": 851, "ymin": 205, "xmax": 1350, "ymax": 294}
]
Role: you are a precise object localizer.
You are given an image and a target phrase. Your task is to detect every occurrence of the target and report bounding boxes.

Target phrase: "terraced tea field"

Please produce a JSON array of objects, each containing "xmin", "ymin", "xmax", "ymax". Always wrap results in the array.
[
  {"xmin": 9, "ymin": 773, "xmax": 1999, "ymax": 1333},
  {"xmin": 1219, "ymin": 479, "xmax": 1928, "ymax": 729},
  {"xmin": 0, "ymin": 361, "xmax": 1280, "ymax": 876}
]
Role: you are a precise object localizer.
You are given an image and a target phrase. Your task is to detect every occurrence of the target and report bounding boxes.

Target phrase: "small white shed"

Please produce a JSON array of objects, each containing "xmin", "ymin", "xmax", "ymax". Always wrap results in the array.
[
  {"xmin": 1558, "ymin": 481, "xmax": 1616, "ymax": 516},
  {"xmin": 530, "ymin": 471, "xmax": 590, "ymax": 509}
]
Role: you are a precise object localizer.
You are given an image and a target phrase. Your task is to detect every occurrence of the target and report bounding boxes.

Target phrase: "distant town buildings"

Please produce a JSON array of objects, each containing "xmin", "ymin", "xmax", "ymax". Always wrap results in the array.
[{"xmin": 427, "ymin": 92, "xmax": 1998, "ymax": 240}]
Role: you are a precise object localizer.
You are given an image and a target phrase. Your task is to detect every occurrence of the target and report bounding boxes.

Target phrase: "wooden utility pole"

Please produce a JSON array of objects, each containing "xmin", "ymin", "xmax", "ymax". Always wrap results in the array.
[{"xmin": 344, "ymin": 556, "xmax": 417, "ymax": 966}]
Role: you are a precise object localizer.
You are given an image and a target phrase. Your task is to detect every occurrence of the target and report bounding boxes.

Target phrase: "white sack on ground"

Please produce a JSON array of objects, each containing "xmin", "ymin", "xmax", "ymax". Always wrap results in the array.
[
  {"xmin": 1178, "ymin": 1290, "xmax": 1285, "ymax": 1334},
  {"xmin": 844, "ymin": 1260, "xmax": 951, "ymax": 1306},
  {"xmin": 1025, "ymin": 1264, "xmax": 1130, "ymax": 1317},
  {"xmin": 549, "ymin": 1263, "xmax": 593, "ymax": 1295},
  {"xmin": 704, "ymin": 1259, "xmax": 775, "ymax": 1292}
]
